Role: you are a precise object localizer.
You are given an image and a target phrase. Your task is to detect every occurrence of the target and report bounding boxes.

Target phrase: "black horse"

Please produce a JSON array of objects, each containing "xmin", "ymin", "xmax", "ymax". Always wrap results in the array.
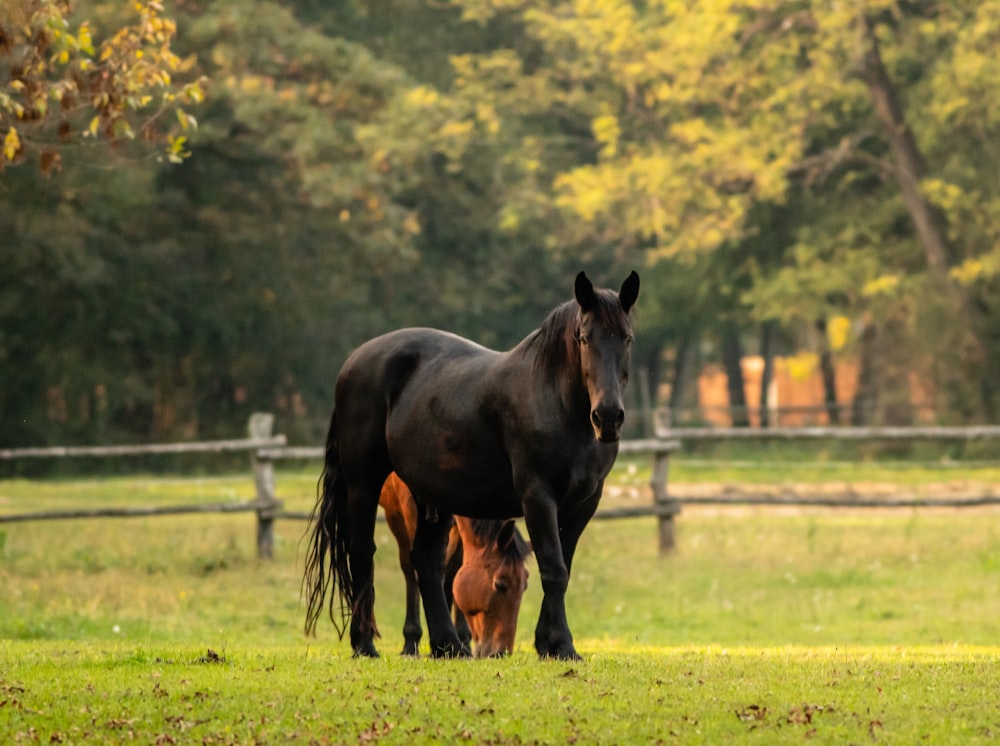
[{"xmin": 303, "ymin": 271, "xmax": 639, "ymax": 660}]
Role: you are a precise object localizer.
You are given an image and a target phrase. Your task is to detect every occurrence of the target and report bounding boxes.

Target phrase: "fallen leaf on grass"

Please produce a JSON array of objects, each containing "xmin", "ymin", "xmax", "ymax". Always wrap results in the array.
[
  {"xmin": 196, "ymin": 649, "xmax": 226, "ymax": 664},
  {"xmin": 787, "ymin": 704, "xmax": 828, "ymax": 725},
  {"xmin": 736, "ymin": 704, "xmax": 768, "ymax": 722}
]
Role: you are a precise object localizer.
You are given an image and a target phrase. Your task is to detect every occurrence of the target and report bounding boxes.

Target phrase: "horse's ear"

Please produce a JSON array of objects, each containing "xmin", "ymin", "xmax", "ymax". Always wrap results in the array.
[
  {"xmin": 619, "ymin": 270, "xmax": 640, "ymax": 313},
  {"xmin": 496, "ymin": 519, "xmax": 517, "ymax": 550},
  {"xmin": 575, "ymin": 271, "xmax": 597, "ymax": 312}
]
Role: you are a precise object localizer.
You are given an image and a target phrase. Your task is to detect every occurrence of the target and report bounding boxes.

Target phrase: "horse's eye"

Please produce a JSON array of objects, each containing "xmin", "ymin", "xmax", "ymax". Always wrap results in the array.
[
  {"xmin": 494, "ymin": 579, "xmax": 509, "ymax": 594},
  {"xmin": 577, "ymin": 333, "xmax": 589, "ymax": 346}
]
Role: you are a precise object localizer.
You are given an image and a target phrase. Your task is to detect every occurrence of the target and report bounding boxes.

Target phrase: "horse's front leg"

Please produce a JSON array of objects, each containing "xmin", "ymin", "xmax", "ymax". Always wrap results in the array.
[
  {"xmin": 522, "ymin": 486, "xmax": 580, "ymax": 661},
  {"xmin": 411, "ymin": 508, "xmax": 469, "ymax": 658}
]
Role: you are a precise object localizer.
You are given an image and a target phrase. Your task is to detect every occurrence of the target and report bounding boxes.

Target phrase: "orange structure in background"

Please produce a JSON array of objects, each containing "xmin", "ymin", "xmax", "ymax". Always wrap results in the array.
[{"xmin": 692, "ymin": 355, "xmax": 934, "ymax": 427}]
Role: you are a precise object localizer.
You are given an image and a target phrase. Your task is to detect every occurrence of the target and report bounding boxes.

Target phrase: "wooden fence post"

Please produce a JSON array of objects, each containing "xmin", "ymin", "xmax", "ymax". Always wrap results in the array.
[
  {"xmin": 652, "ymin": 447, "xmax": 681, "ymax": 554},
  {"xmin": 249, "ymin": 413, "xmax": 281, "ymax": 559}
]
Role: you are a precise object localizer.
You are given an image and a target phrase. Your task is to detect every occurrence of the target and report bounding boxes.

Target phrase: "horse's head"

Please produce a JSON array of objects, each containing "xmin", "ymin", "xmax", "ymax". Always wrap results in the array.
[
  {"xmin": 574, "ymin": 270, "xmax": 640, "ymax": 443},
  {"xmin": 452, "ymin": 519, "xmax": 531, "ymax": 658}
]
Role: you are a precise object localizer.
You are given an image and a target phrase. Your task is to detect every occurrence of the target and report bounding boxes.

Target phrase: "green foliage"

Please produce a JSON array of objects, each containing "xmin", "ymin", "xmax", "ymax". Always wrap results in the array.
[{"xmin": 8, "ymin": 0, "xmax": 1000, "ymax": 448}]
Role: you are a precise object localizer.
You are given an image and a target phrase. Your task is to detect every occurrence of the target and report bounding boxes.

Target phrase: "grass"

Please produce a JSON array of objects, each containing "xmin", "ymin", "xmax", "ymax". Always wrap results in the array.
[
  {"xmin": 3, "ymin": 642, "xmax": 999, "ymax": 743},
  {"xmin": 2, "ymin": 458, "xmax": 1000, "ymax": 742}
]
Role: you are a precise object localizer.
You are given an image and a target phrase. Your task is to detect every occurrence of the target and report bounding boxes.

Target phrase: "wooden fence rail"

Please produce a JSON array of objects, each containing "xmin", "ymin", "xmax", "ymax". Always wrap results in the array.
[
  {"xmin": 0, "ymin": 413, "xmax": 287, "ymax": 559},
  {"xmin": 658, "ymin": 425, "xmax": 1000, "ymax": 440},
  {"xmin": 3, "ymin": 417, "xmax": 999, "ymax": 556},
  {"xmin": 263, "ymin": 439, "xmax": 684, "ymax": 553}
]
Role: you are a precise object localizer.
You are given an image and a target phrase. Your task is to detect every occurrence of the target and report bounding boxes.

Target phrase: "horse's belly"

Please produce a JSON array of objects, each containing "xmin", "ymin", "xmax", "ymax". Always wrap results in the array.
[
  {"xmin": 392, "ymin": 464, "xmax": 521, "ymax": 520},
  {"xmin": 386, "ymin": 411, "xmax": 518, "ymax": 519}
]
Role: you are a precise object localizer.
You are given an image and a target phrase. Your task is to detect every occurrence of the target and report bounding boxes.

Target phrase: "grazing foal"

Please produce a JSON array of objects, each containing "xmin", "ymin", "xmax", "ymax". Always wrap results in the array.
[{"xmin": 380, "ymin": 472, "xmax": 530, "ymax": 658}]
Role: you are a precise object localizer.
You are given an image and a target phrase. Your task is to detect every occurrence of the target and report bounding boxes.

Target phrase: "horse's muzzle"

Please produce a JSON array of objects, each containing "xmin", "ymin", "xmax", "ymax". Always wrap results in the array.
[{"xmin": 591, "ymin": 406, "xmax": 625, "ymax": 442}]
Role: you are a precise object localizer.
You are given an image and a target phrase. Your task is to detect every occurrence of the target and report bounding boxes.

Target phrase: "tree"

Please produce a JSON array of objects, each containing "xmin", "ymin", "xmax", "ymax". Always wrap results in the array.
[
  {"xmin": 1, "ymin": 0, "xmax": 205, "ymax": 173},
  {"xmin": 437, "ymin": 0, "xmax": 1000, "ymax": 422}
]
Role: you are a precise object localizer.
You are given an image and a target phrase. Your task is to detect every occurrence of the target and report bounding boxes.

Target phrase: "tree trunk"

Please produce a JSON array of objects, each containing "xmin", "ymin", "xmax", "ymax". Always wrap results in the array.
[
  {"xmin": 669, "ymin": 332, "xmax": 700, "ymax": 425},
  {"xmin": 721, "ymin": 324, "xmax": 749, "ymax": 427},
  {"xmin": 851, "ymin": 322, "xmax": 879, "ymax": 426},
  {"xmin": 855, "ymin": 17, "xmax": 953, "ymax": 288},
  {"xmin": 815, "ymin": 318, "xmax": 841, "ymax": 426},
  {"xmin": 881, "ymin": 318, "xmax": 914, "ymax": 426},
  {"xmin": 758, "ymin": 320, "xmax": 776, "ymax": 428},
  {"xmin": 855, "ymin": 15, "xmax": 994, "ymax": 420}
]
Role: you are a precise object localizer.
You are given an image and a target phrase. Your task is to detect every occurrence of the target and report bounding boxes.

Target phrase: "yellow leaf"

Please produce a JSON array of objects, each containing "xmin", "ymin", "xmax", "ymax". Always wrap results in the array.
[
  {"xmin": 438, "ymin": 120, "xmax": 473, "ymax": 139},
  {"xmin": 404, "ymin": 85, "xmax": 439, "ymax": 108},
  {"xmin": 951, "ymin": 258, "xmax": 985, "ymax": 285},
  {"xmin": 88, "ymin": 116, "xmax": 100, "ymax": 137},
  {"xmin": 403, "ymin": 212, "xmax": 421, "ymax": 235},
  {"xmin": 784, "ymin": 352, "xmax": 818, "ymax": 382},
  {"xmin": 3, "ymin": 127, "xmax": 21, "ymax": 161},
  {"xmin": 826, "ymin": 316, "xmax": 852, "ymax": 352},
  {"xmin": 862, "ymin": 275, "xmax": 900, "ymax": 297},
  {"xmin": 592, "ymin": 114, "xmax": 620, "ymax": 157}
]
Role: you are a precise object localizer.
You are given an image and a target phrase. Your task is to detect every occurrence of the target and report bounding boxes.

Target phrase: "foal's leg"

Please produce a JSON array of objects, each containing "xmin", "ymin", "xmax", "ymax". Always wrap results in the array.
[
  {"xmin": 385, "ymin": 508, "xmax": 422, "ymax": 655},
  {"xmin": 411, "ymin": 508, "xmax": 468, "ymax": 658},
  {"xmin": 346, "ymin": 479, "xmax": 385, "ymax": 658}
]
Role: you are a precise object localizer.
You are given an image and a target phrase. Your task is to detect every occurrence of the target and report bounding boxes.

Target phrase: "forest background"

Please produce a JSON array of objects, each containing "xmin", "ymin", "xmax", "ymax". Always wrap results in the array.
[{"xmin": 4, "ymin": 0, "xmax": 1000, "ymax": 450}]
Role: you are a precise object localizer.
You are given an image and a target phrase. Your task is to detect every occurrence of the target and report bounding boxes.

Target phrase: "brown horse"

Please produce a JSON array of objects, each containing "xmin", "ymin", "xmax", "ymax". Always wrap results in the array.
[{"xmin": 380, "ymin": 472, "xmax": 531, "ymax": 658}]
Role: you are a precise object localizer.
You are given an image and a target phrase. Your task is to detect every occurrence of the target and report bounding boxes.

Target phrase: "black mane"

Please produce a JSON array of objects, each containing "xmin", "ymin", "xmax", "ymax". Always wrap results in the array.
[{"xmin": 524, "ymin": 289, "xmax": 632, "ymax": 380}]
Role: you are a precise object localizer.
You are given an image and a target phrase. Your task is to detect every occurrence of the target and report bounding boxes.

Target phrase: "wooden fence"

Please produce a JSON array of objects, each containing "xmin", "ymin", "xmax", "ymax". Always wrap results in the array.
[
  {"xmin": 0, "ymin": 413, "xmax": 287, "ymax": 559},
  {"xmin": 3, "ymin": 416, "xmax": 1000, "ymax": 557}
]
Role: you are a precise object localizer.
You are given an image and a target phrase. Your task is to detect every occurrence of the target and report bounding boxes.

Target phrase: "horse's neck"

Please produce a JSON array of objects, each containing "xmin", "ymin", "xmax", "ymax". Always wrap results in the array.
[{"xmin": 508, "ymin": 327, "xmax": 589, "ymax": 421}]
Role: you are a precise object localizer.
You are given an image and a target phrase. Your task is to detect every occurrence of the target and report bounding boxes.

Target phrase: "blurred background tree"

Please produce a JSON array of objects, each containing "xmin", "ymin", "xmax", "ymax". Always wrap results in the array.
[{"xmin": 4, "ymin": 0, "xmax": 1000, "ymax": 449}]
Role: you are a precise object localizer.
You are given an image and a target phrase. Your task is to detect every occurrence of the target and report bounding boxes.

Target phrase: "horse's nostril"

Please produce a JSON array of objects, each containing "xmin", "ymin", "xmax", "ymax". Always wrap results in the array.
[
  {"xmin": 615, "ymin": 409, "xmax": 625, "ymax": 428},
  {"xmin": 591, "ymin": 410, "xmax": 602, "ymax": 429}
]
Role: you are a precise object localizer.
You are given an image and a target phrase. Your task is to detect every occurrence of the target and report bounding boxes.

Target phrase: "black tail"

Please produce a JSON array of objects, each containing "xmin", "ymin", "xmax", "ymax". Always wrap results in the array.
[{"xmin": 302, "ymin": 409, "xmax": 352, "ymax": 638}]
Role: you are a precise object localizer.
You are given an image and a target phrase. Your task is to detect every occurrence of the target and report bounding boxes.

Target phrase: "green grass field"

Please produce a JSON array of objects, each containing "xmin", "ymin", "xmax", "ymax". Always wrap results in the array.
[{"xmin": 2, "ymin": 459, "xmax": 999, "ymax": 743}]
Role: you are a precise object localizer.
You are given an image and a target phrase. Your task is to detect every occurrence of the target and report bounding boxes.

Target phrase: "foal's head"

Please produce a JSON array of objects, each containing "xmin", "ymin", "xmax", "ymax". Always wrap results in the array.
[
  {"xmin": 452, "ymin": 519, "xmax": 531, "ymax": 658},
  {"xmin": 574, "ymin": 270, "xmax": 640, "ymax": 443}
]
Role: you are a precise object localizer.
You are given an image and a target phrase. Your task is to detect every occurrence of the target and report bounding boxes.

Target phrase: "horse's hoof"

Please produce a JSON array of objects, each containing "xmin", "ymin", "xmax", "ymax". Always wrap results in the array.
[
  {"xmin": 431, "ymin": 641, "xmax": 471, "ymax": 659},
  {"xmin": 401, "ymin": 642, "xmax": 420, "ymax": 657},
  {"xmin": 537, "ymin": 642, "xmax": 581, "ymax": 661},
  {"xmin": 352, "ymin": 641, "xmax": 380, "ymax": 658}
]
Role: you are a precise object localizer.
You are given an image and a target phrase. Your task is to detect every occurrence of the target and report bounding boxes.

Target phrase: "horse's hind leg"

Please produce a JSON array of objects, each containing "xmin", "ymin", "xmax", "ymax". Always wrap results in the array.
[
  {"xmin": 411, "ymin": 506, "xmax": 468, "ymax": 658},
  {"xmin": 346, "ymin": 477, "xmax": 386, "ymax": 658}
]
